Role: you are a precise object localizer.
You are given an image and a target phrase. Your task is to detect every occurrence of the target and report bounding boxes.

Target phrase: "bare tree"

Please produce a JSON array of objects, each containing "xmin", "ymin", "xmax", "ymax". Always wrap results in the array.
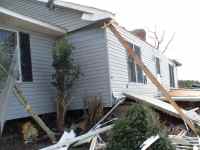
[
  {"xmin": 147, "ymin": 26, "xmax": 175, "ymax": 53},
  {"xmin": 162, "ymin": 32, "xmax": 175, "ymax": 54}
]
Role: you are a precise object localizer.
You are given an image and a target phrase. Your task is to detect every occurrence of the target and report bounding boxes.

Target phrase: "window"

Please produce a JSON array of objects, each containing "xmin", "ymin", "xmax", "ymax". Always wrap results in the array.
[
  {"xmin": 0, "ymin": 28, "xmax": 33, "ymax": 82},
  {"xmin": 169, "ymin": 64, "xmax": 175, "ymax": 88},
  {"xmin": 135, "ymin": 45, "xmax": 143, "ymax": 83},
  {"xmin": 19, "ymin": 32, "xmax": 33, "ymax": 82},
  {"xmin": 0, "ymin": 29, "xmax": 17, "ymax": 88},
  {"xmin": 127, "ymin": 43, "xmax": 144, "ymax": 83},
  {"xmin": 128, "ymin": 43, "xmax": 136, "ymax": 82},
  {"xmin": 155, "ymin": 57, "xmax": 161, "ymax": 75}
]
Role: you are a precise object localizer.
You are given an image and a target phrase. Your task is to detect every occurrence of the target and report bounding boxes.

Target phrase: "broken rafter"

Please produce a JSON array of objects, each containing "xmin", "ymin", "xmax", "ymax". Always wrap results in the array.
[
  {"xmin": 13, "ymin": 85, "xmax": 56, "ymax": 143},
  {"xmin": 0, "ymin": 62, "xmax": 56, "ymax": 143},
  {"xmin": 40, "ymin": 125, "xmax": 113, "ymax": 150},
  {"xmin": 105, "ymin": 21, "xmax": 198, "ymax": 135}
]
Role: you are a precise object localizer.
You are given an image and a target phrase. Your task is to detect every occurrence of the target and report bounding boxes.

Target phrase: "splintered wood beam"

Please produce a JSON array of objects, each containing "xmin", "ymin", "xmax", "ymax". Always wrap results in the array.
[
  {"xmin": 107, "ymin": 22, "xmax": 198, "ymax": 135},
  {"xmin": 13, "ymin": 85, "xmax": 56, "ymax": 143}
]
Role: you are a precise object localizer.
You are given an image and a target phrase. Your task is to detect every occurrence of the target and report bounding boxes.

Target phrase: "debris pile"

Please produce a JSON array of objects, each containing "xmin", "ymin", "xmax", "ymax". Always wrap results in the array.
[{"xmin": 40, "ymin": 92, "xmax": 200, "ymax": 150}]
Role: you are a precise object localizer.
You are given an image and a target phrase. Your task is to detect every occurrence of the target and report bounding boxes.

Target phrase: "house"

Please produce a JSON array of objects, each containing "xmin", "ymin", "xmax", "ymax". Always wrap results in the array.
[{"xmin": 0, "ymin": 0, "xmax": 181, "ymax": 123}]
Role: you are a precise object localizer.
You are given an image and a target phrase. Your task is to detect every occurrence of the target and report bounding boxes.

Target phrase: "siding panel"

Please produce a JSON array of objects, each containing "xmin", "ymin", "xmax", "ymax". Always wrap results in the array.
[{"xmin": 68, "ymin": 28, "xmax": 111, "ymax": 109}]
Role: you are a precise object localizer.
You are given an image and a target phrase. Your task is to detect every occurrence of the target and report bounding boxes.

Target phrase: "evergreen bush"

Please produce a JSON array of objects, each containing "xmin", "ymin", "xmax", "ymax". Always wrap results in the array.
[{"xmin": 107, "ymin": 104, "xmax": 175, "ymax": 150}]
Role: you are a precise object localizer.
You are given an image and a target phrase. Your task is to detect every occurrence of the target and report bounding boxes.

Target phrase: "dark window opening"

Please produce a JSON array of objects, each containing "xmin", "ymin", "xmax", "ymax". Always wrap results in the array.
[
  {"xmin": 19, "ymin": 32, "xmax": 33, "ymax": 82},
  {"xmin": 128, "ymin": 56, "xmax": 136, "ymax": 82},
  {"xmin": 169, "ymin": 64, "xmax": 175, "ymax": 88},
  {"xmin": 156, "ymin": 57, "xmax": 161, "ymax": 75}
]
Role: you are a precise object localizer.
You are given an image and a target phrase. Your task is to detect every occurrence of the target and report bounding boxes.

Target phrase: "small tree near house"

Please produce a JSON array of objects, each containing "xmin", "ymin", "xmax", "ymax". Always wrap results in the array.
[
  {"xmin": 52, "ymin": 34, "xmax": 80, "ymax": 132},
  {"xmin": 107, "ymin": 104, "xmax": 175, "ymax": 150}
]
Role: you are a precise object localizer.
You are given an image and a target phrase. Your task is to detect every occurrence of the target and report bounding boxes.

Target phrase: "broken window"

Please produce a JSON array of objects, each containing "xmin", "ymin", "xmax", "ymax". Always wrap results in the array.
[
  {"xmin": 155, "ymin": 57, "xmax": 161, "ymax": 75},
  {"xmin": 0, "ymin": 29, "xmax": 17, "ymax": 90},
  {"xmin": 19, "ymin": 32, "xmax": 33, "ymax": 82},
  {"xmin": 169, "ymin": 64, "xmax": 175, "ymax": 88},
  {"xmin": 127, "ymin": 42, "xmax": 144, "ymax": 83}
]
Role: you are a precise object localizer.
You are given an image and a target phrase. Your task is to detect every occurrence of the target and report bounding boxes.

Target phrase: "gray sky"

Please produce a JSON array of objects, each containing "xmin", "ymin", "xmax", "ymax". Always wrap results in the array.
[{"xmin": 65, "ymin": 0, "xmax": 199, "ymax": 80}]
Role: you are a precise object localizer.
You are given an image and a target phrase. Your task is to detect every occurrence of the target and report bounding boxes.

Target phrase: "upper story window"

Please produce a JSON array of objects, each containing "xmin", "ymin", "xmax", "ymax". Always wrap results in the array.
[
  {"xmin": 0, "ymin": 28, "xmax": 33, "ymax": 82},
  {"xmin": 169, "ymin": 64, "xmax": 175, "ymax": 88},
  {"xmin": 127, "ymin": 43, "xmax": 144, "ymax": 83},
  {"xmin": 155, "ymin": 57, "xmax": 161, "ymax": 75}
]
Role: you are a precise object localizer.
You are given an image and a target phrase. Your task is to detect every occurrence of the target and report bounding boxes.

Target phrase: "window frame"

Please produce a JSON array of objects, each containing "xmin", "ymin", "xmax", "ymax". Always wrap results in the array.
[
  {"xmin": 127, "ymin": 42, "xmax": 145, "ymax": 84},
  {"xmin": 0, "ymin": 27, "xmax": 22, "ymax": 82}
]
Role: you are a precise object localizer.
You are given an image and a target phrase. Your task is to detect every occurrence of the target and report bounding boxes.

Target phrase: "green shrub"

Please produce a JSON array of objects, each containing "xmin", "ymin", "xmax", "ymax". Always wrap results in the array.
[{"xmin": 107, "ymin": 104, "xmax": 175, "ymax": 150}]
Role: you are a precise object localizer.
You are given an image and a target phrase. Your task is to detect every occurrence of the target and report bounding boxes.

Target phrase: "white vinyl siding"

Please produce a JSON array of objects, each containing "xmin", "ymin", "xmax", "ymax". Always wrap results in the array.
[
  {"xmin": 6, "ymin": 31, "xmax": 56, "ymax": 120},
  {"xmin": 68, "ymin": 28, "xmax": 111, "ymax": 109}
]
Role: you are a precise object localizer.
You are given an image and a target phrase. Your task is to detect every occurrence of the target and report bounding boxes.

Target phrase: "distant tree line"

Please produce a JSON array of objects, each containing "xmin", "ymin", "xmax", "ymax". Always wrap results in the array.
[{"xmin": 178, "ymin": 80, "xmax": 200, "ymax": 88}]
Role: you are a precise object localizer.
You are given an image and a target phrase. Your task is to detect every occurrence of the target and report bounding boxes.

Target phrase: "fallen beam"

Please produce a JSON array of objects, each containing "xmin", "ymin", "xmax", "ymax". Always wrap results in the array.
[
  {"xmin": 123, "ymin": 92, "xmax": 200, "ymax": 126},
  {"xmin": 160, "ymin": 96, "xmax": 200, "ymax": 102},
  {"xmin": 40, "ymin": 125, "xmax": 113, "ymax": 150}
]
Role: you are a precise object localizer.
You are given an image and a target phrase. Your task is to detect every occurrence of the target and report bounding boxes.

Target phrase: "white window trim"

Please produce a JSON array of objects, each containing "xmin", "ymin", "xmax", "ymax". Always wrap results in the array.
[{"xmin": 0, "ymin": 27, "xmax": 22, "ymax": 82}]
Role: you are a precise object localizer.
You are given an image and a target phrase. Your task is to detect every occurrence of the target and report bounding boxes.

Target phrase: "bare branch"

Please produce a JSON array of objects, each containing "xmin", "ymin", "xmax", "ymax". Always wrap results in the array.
[
  {"xmin": 148, "ymin": 27, "xmax": 166, "ymax": 49},
  {"xmin": 162, "ymin": 32, "xmax": 175, "ymax": 54}
]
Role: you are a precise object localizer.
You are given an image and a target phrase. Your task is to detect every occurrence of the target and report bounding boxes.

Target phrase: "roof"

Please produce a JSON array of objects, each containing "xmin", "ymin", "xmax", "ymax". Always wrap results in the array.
[
  {"xmin": 170, "ymin": 59, "xmax": 182, "ymax": 67},
  {"xmin": 36, "ymin": 0, "xmax": 115, "ymax": 21},
  {"xmin": 0, "ymin": 6, "xmax": 66, "ymax": 37}
]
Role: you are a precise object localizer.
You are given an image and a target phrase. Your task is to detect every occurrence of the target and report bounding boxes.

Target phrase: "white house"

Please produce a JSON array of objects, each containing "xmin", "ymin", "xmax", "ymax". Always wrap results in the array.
[{"xmin": 0, "ymin": 0, "xmax": 180, "ymax": 123}]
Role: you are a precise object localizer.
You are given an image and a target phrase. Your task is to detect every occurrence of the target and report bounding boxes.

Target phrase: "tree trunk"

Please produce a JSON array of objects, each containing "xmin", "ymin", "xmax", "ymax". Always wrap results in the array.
[{"xmin": 56, "ymin": 69, "xmax": 65, "ymax": 132}]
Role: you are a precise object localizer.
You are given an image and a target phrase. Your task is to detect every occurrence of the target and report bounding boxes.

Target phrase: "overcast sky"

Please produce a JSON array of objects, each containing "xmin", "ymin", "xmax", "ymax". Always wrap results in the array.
[{"xmin": 65, "ymin": 0, "xmax": 199, "ymax": 80}]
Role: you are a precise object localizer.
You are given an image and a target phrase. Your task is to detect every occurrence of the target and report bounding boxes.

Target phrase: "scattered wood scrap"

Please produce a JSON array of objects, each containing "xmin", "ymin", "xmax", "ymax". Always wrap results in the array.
[
  {"xmin": 123, "ymin": 92, "xmax": 200, "ymax": 127},
  {"xmin": 160, "ymin": 89, "xmax": 200, "ymax": 102},
  {"xmin": 140, "ymin": 135, "xmax": 160, "ymax": 150},
  {"xmin": 40, "ymin": 125, "xmax": 113, "ymax": 150},
  {"xmin": 169, "ymin": 89, "xmax": 200, "ymax": 97},
  {"xmin": 169, "ymin": 135, "xmax": 200, "ymax": 150}
]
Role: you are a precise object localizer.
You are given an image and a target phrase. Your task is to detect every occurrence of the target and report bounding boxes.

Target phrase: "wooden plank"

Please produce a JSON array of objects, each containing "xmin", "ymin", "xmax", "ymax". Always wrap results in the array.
[
  {"xmin": 169, "ymin": 89, "xmax": 200, "ymax": 97},
  {"xmin": 106, "ymin": 22, "xmax": 198, "ymax": 135},
  {"xmin": 123, "ymin": 92, "xmax": 200, "ymax": 126},
  {"xmin": 40, "ymin": 125, "xmax": 113, "ymax": 150}
]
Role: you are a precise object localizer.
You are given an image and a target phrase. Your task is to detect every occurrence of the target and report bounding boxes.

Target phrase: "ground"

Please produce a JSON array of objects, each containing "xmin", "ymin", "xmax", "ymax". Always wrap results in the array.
[
  {"xmin": 0, "ymin": 112, "xmax": 88, "ymax": 150},
  {"xmin": 0, "ymin": 135, "xmax": 88, "ymax": 150}
]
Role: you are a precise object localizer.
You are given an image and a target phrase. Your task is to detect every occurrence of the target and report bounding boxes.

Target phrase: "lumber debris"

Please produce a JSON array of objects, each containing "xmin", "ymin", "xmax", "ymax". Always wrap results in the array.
[
  {"xmin": 123, "ymin": 92, "xmax": 200, "ymax": 126},
  {"xmin": 169, "ymin": 135, "xmax": 200, "ymax": 150},
  {"xmin": 140, "ymin": 135, "xmax": 160, "ymax": 150},
  {"xmin": 40, "ymin": 125, "xmax": 113, "ymax": 150},
  {"xmin": 89, "ymin": 136, "xmax": 98, "ymax": 150},
  {"xmin": 0, "ymin": 51, "xmax": 56, "ymax": 143},
  {"xmin": 13, "ymin": 85, "xmax": 56, "ymax": 143}
]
